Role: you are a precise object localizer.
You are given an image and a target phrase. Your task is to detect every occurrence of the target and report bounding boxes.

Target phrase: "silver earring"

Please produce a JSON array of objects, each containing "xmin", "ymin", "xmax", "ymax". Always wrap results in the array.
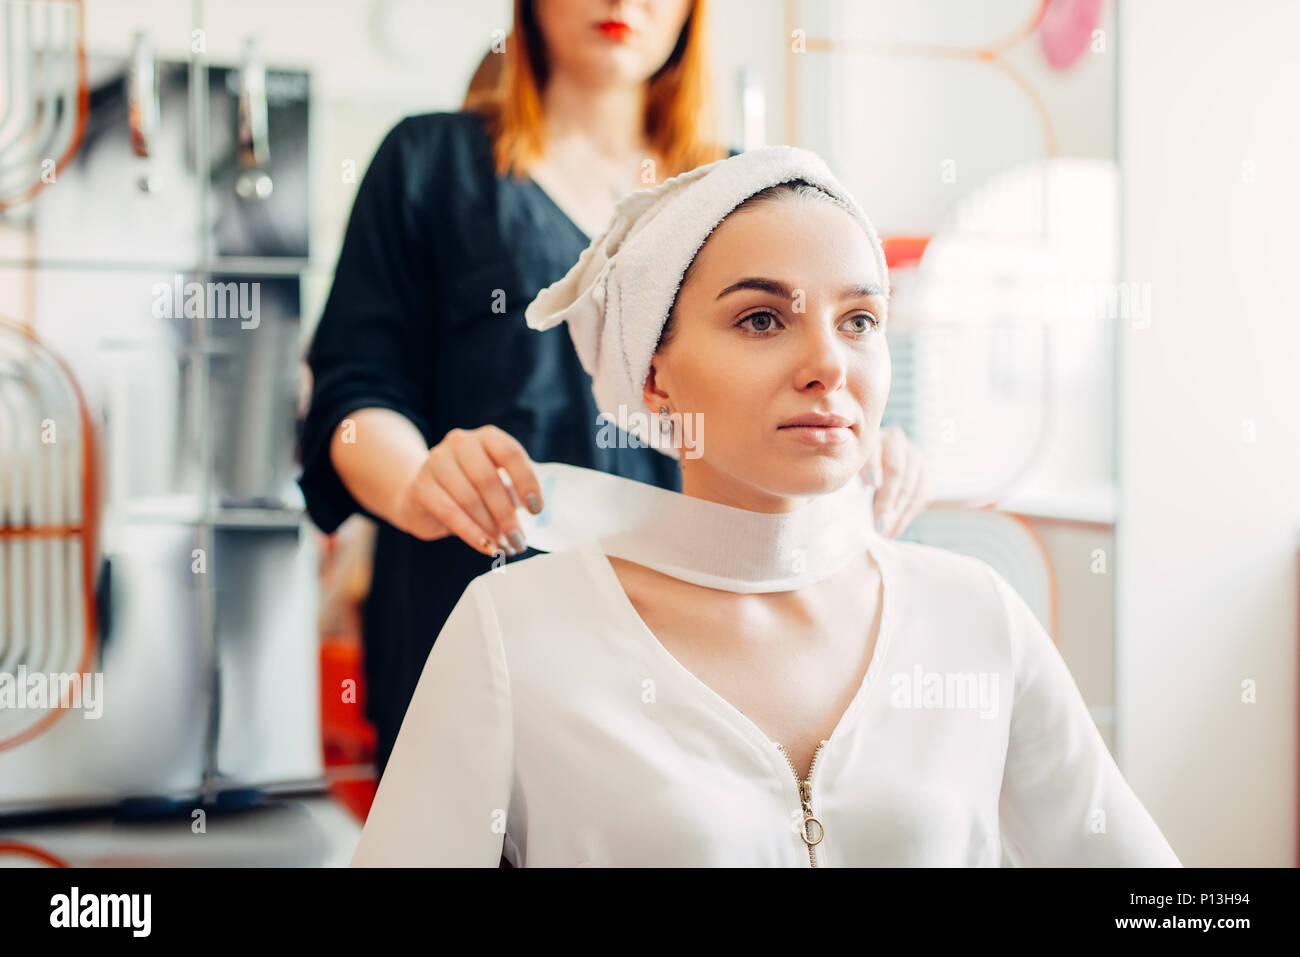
[{"xmin": 658, "ymin": 405, "xmax": 672, "ymax": 433}]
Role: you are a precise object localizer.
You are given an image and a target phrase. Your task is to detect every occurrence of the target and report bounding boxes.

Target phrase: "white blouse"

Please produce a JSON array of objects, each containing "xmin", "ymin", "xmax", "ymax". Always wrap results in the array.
[{"xmin": 349, "ymin": 536, "xmax": 1181, "ymax": 867}]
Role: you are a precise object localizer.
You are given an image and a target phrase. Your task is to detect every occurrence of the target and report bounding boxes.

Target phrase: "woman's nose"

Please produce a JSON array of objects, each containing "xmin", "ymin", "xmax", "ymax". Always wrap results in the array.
[{"xmin": 792, "ymin": 319, "xmax": 850, "ymax": 391}]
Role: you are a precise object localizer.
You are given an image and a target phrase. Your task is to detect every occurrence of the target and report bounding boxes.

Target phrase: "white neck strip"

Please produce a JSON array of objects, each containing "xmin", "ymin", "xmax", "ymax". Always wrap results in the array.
[{"xmin": 514, "ymin": 462, "xmax": 880, "ymax": 593}]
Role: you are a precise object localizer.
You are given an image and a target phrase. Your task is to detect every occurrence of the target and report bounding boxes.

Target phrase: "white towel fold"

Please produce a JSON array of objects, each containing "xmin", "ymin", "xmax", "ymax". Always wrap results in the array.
[{"xmin": 524, "ymin": 145, "xmax": 889, "ymax": 460}]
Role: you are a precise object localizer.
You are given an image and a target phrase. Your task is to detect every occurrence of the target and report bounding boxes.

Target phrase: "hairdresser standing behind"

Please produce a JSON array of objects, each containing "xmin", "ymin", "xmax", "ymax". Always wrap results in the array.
[{"xmin": 299, "ymin": 0, "xmax": 929, "ymax": 779}]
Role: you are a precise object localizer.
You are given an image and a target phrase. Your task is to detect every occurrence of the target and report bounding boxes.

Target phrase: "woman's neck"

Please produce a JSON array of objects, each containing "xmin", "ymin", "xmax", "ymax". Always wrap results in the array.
[
  {"xmin": 680, "ymin": 461, "xmax": 819, "ymax": 515},
  {"xmin": 541, "ymin": 72, "xmax": 648, "ymax": 160}
]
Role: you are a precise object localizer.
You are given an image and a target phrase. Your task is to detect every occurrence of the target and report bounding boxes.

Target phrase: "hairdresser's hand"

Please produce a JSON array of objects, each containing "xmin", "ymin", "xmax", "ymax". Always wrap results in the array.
[
  {"xmin": 391, "ymin": 425, "xmax": 545, "ymax": 557},
  {"xmin": 861, "ymin": 426, "xmax": 929, "ymax": 539}
]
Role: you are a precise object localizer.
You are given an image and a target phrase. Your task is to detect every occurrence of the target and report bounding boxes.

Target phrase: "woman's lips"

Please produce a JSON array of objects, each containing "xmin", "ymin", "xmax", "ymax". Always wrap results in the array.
[
  {"xmin": 596, "ymin": 20, "xmax": 634, "ymax": 41},
  {"xmin": 778, "ymin": 425, "xmax": 853, "ymax": 447}
]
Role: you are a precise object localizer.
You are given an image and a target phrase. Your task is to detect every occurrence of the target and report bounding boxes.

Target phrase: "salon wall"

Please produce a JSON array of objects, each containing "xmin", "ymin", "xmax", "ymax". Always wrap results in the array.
[{"xmin": 1117, "ymin": 0, "xmax": 1300, "ymax": 866}]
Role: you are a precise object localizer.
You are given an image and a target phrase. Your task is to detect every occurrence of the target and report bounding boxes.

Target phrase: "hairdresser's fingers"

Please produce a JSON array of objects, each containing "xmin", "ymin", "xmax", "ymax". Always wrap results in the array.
[
  {"xmin": 396, "ymin": 503, "xmax": 452, "ymax": 542},
  {"xmin": 860, "ymin": 442, "xmax": 884, "ymax": 489},
  {"xmin": 873, "ymin": 427, "xmax": 908, "ymax": 531},
  {"xmin": 903, "ymin": 468, "xmax": 932, "ymax": 535},
  {"xmin": 405, "ymin": 470, "xmax": 496, "ymax": 555},
  {"xmin": 426, "ymin": 433, "xmax": 511, "ymax": 549},
  {"xmin": 454, "ymin": 431, "xmax": 530, "ymax": 553},
  {"xmin": 883, "ymin": 448, "xmax": 928, "ymax": 539},
  {"xmin": 478, "ymin": 425, "xmax": 545, "ymax": 517}
]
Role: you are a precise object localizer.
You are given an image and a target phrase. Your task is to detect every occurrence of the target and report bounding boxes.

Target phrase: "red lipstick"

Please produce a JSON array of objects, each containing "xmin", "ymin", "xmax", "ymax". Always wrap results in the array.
[{"xmin": 597, "ymin": 20, "xmax": 633, "ymax": 41}]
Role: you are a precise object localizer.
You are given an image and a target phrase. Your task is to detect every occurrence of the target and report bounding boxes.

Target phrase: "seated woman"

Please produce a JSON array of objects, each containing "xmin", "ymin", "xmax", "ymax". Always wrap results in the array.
[{"xmin": 349, "ymin": 146, "xmax": 1181, "ymax": 867}]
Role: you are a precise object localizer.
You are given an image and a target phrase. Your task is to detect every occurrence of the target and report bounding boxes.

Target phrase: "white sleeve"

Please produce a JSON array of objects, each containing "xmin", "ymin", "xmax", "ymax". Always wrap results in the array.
[
  {"xmin": 989, "ymin": 567, "xmax": 1181, "ymax": 867},
  {"xmin": 350, "ymin": 575, "xmax": 514, "ymax": 867}
]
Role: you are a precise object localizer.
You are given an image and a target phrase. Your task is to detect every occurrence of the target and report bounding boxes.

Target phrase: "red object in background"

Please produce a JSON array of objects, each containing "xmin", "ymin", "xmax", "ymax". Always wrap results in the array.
[
  {"xmin": 881, "ymin": 235, "xmax": 931, "ymax": 273},
  {"xmin": 0, "ymin": 842, "xmax": 70, "ymax": 867},
  {"xmin": 320, "ymin": 637, "xmax": 377, "ymax": 822}
]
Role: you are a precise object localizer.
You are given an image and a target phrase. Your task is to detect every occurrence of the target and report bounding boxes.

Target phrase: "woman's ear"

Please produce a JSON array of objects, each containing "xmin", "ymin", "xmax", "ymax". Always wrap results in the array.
[{"xmin": 642, "ymin": 362, "xmax": 671, "ymax": 417}]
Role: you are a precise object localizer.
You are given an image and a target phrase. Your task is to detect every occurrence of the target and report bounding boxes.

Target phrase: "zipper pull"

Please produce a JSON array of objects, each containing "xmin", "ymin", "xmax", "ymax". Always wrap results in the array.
[
  {"xmin": 777, "ymin": 742, "xmax": 826, "ymax": 862},
  {"xmin": 800, "ymin": 742, "xmax": 828, "ymax": 849},
  {"xmin": 800, "ymin": 805, "xmax": 825, "ymax": 846},
  {"xmin": 797, "ymin": 775, "xmax": 824, "ymax": 847}
]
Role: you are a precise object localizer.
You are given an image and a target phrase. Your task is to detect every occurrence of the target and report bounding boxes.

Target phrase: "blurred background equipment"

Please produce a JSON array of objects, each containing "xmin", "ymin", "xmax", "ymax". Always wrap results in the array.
[
  {"xmin": 0, "ymin": 0, "xmax": 89, "ymax": 211},
  {"xmin": 0, "ymin": 318, "xmax": 97, "ymax": 753},
  {"xmin": 0, "ymin": 27, "xmax": 322, "ymax": 831}
]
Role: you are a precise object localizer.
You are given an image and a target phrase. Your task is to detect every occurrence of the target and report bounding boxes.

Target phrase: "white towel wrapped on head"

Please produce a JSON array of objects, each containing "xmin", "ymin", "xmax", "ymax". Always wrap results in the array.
[{"xmin": 524, "ymin": 145, "xmax": 890, "ymax": 460}]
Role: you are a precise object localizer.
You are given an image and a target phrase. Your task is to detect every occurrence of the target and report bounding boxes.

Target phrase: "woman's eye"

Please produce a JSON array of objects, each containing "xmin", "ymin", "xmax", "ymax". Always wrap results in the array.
[
  {"xmin": 737, "ymin": 310, "xmax": 782, "ymax": 335},
  {"xmin": 842, "ymin": 313, "xmax": 879, "ymax": 334}
]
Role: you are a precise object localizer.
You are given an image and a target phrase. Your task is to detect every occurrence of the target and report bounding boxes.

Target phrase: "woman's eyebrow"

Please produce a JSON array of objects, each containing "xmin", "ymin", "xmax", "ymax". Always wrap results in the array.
[
  {"xmin": 715, "ymin": 277, "xmax": 791, "ymax": 299},
  {"xmin": 844, "ymin": 282, "xmax": 886, "ymax": 300},
  {"xmin": 715, "ymin": 277, "xmax": 886, "ymax": 300}
]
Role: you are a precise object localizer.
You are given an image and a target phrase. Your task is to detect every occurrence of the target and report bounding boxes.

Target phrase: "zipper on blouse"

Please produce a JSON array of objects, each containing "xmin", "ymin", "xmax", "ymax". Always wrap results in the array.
[{"xmin": 777, "ymin": 739, "xmax": 827, "ymax": 867}]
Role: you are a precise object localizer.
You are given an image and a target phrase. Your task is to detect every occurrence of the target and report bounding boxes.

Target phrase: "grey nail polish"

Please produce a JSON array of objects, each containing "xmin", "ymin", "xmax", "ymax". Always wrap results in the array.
[
  {"xmin": 509, "ymin": 528, "xmax": 527, "ymax": 553},
  {"xmin": 875, "ymin": 513, "xmax": 888, "ymax": 533},
  {"xmin": 526, "ymin": 493, "xmax": 542, "ymax": 514}
]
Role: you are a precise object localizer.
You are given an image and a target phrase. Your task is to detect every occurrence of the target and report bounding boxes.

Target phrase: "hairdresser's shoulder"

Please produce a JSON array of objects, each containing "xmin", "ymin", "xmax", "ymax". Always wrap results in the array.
[
  {"xmin": 368, "ymin": 110, "xmax": 494, "ymax": 185},
  {"xmin": 386, "ymin": 109, "xmax": 490, "ymax": 147}
]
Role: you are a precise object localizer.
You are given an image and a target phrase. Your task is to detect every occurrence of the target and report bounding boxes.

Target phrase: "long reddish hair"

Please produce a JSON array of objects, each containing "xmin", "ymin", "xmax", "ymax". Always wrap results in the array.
[{"xmin": 470, "ymin": 0, "xmax": 724, "ymax": 179}]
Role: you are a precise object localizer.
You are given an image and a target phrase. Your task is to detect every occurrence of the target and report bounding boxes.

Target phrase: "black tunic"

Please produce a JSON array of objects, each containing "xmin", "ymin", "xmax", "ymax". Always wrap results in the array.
[{"xmin": 298, "ymin": 110, "xmax": 682, "ymax": 777}]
